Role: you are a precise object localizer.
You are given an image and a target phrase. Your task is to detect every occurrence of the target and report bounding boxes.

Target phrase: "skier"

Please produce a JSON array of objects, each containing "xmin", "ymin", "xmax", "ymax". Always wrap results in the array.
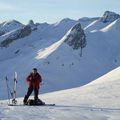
[{"xmin": 23, "ymin": 68, "xmax": 42, "ymax": 105}]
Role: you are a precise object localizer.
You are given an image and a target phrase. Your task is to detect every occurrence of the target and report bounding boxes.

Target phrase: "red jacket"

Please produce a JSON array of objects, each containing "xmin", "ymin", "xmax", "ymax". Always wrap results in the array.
[{"xmin": 26, "ymin": 72, "xmax": 42, "ymax": 89}]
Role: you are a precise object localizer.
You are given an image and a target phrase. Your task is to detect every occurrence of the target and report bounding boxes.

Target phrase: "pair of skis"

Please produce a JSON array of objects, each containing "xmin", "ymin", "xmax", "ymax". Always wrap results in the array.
[{"xmin": 5, "ymin": 72, "xmax": 17, "ymax": 105}]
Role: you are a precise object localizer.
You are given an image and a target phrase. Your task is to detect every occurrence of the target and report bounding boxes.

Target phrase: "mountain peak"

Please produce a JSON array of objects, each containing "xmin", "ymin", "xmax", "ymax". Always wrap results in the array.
[
  {"xmin": 100, "ymin": 11, "xmax": 120, "ymax": 23},
  {"xmin": 60, "ymin": 18, "xmax": 74, "ymax": 22},
  {"xmin": 28, "ymin": 20, "xmax": 34, "ymax": 25},
  {"xmin": 1, "ymin": 19, "xmax": 23, "ymax": 27},
  {"xmin": 55, "ymin": 18, "xmax": 76, "ymax": 26},
  {"xmin": 0, "ymin": 20, "xmax": 24, "ymax": 36},
  {"xmin": 64, "ymin": 23, "xmax": 86, "ymax": 52},
  {"xmin": 27, "ymin": 19, "xmax": 37, "ymax": 30}
]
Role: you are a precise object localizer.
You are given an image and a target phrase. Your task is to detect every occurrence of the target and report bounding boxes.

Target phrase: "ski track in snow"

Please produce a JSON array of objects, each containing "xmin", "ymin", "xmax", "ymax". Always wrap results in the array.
[{"xmin": 0, "ymin": 103, "xmax": 120, "ymax": 120}]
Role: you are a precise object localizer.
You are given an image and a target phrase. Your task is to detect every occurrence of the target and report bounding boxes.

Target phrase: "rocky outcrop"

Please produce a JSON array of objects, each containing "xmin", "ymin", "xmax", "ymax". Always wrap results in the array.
[
  {"xmin": 99, "ymin": 11, "xmax": 120, "ymax": 23},
  {"xmin": 27, "ymin": 20, "xmax": 37, "ymax": 31},
  {"xmin": 0, "ymin": 20, "xmax": 23, "ymax": 36},
  {"xmin": 0, "ymin": 25, "xmax": 32, "ymax": 47},
  {"xmin": 64, "ymin": 23, "xmax": 86, "ymax": 50}
]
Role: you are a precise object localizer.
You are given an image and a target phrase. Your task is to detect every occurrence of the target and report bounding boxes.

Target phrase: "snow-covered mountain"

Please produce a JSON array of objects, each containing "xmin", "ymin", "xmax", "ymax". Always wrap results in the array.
[
  {"xmin": 0, "ymin": 20, "xmax": 24, "ymax": 36},
  {"xmin": 99, "ymin": 11, "xmax": 120, "ymax": 23},
  {"xmin": 79, "ymin": 17, "xmax": 99, "ymax": 28},
  {"xmin": 84, "ymin": 11, "xmax": 120, "ymax": 32},
  {"xmin": 101, "ymin": 18, "xmax": 120, "ymax": 32},
  {"xmin": 0, "ymin": 10, "xmax": 120, "ymax": 100},
  {"xmin": 0, "ymin": 25, "xmax": 32, "ymax": 47},
  {"xmin": 0, "ymin": 66, "xmax": 120, "ymax": 120}
]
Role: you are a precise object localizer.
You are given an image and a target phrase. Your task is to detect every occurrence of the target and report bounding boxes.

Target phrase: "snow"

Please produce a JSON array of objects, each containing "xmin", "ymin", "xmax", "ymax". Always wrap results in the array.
[
  {"xmin": 101, "ymin": 18, "xmax": 120, "ymax": 32},
  {"xmin": 84, "ymin": 11, "xmax": 120, "ymax": 32},
  {"xmin": 0, "ymin": 66, "xmax": 120, "ymax": 120},
  {"xmin": 0, "ymin": 11, "xmax": 120, "ymax": 120},
  {"xmin": 78, "ymin": 17, "xmax": 99, "ymax": 28},
  {"xmin": 0, "ymin": 20, "xmax": 24, "ymax": 35},
  {"xmin": 0, "ymin": 12, "xmax": 120, "ymax": 99},
  {"xmin": 0, "ymin": 11, "xmax": 120, "ymax": 119},
  {"xmin": 36, "ymin": 37, "xmax": 65, "ymax": 59},
  {"xmin": 84, "ymin": 20, "xmax": 109, "ymax": 32},
  {"xmin": 37, "ymin": 18, "xmax": 77, "ymax": 40}
]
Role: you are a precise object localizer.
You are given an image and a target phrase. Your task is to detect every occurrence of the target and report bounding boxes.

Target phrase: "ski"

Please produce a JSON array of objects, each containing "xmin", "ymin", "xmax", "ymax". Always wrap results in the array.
[
  {"xmin": 12, "ymin": 72, "xmax": 17, "ymax": 104},
  {"xmin": 8, "ymin": 99, "xmax": 55, "ymax": 106},
  {"xmin": 8, "ymin": 103, "xmax": 55, "ymax": 106},
  {"xmin": 5, "ymin": 72, "xmax": 18, "ymax": 105}
]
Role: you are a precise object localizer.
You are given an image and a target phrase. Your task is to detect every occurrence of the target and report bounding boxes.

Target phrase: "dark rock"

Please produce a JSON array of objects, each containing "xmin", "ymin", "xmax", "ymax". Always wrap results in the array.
[
  {"xmin": 99, "ymin": 11, "xmax": 120, "ymax": 23},
  {"xmin": 0, "ymin": 26, "xmax": 32, "ymax": 47},
  {"xmin": 64, "ymin": 23, "xmax": 86, "ymax": 50}
]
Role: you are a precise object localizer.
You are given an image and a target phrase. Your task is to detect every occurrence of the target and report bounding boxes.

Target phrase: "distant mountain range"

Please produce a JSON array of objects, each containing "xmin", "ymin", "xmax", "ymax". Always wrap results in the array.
[{"xmin": 0, "ymin": 11, "xmax": 120, "ymax": 99}]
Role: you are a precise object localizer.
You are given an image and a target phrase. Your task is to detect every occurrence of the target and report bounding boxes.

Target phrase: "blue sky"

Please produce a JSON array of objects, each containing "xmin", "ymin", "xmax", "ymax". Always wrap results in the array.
[{"xmin": 0, "ymin": 0, "xmax": 120, "ymax": 24}]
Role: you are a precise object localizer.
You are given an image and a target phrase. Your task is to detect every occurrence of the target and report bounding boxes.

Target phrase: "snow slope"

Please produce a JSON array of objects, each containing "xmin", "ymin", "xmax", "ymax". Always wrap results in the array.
[
  {"xmin": 84, "ymin": 19, "xmax": 109, "ymax": 32},
  {"xmin": 0, "ymin": 20, "xmax": 24, "ymax": 36},
  {"xmin": 0, "ymin": 11, "xmax": 120, "ymax": 100},
  {"xmin": 84, "ymin": 11, "xmax": 120, "ymax": 32},
  {"xmin": 0, "ymin": 15, "xmax": 120, "ymax": 99},
  {"xmin": 0, "ymin": 10, "xmax": 120, "ymax": 119},
  {"xmin": 78, "ymin": 17, "xmax": 99, "ymax": 28},
  {"xmin": 101, "ymin": 18, "xmax": 120, "ymax": 32},
  {"xmin": 0, "ymin": 66, "xmax": 120, "ymax": 120}
]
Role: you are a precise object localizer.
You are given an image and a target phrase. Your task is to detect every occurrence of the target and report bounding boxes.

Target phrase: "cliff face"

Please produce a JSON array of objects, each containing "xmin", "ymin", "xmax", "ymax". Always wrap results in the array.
[
  {"xmin": 0, "ymin": 26, "xmax": 32, "ymax": 47},
  {"xmin": 64, "ymin": 23, "xmax": 86, "ymax": 50},
  {"xmin": 99, "ymin": 11, "xmax": 120, "ymax": 23}
]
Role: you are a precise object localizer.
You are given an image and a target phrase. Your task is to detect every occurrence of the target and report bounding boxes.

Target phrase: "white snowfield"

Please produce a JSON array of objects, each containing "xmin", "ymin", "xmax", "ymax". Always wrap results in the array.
[
  {"xmin": 1, "ymin": 11, "xmax": 120, "ymax": 119},
  {"xmin": 0, "ymin": 66, "xmax": 120, "ymax": 120}
]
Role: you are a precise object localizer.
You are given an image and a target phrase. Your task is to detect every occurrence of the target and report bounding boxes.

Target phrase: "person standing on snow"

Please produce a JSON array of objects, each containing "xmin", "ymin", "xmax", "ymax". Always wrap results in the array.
[{"xmin": 23, "ymin": 68, "xmax": 42, "ymax": 104}]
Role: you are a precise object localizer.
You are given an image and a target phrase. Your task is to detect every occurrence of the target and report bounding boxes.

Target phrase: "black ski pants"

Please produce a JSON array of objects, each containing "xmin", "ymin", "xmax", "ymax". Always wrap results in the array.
[{"xmin": 24, "ymin": 86, "xmax": 39, "ymax": 102}]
